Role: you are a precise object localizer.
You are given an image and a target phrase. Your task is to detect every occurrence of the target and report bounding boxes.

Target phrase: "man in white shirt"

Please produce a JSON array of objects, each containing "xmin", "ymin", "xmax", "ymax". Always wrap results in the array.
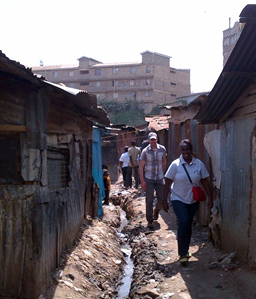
[{"xmin": 119, "ymin": 146, "xmax": 129, "ymax": 188}]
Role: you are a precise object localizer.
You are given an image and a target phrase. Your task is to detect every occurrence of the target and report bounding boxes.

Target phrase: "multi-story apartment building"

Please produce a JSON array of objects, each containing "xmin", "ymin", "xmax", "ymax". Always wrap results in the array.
[
  {"xmin": 32, "ymin": 51, "xmax": 190, "ymax": 114},
  {"xmin": 223, "ymin": 20, "xmax": 244, "ymax": 66}
]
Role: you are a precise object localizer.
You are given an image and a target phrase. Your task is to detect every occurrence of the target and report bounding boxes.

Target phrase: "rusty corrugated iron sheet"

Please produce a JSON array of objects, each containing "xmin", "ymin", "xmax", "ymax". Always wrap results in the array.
[
  {"xmin": 145, "ymin": 115, "xmax": 171, "ymax": 131},
  {"xmin": 0, "ymin": 51, "xmax": 110, "ymax": 127}
]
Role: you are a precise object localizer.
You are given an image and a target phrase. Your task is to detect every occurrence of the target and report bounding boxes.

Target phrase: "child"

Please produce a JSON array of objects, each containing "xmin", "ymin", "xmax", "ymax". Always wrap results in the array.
[{"xmin": 103, "ymin": 169, "xmax": 111, "ymax": 205}]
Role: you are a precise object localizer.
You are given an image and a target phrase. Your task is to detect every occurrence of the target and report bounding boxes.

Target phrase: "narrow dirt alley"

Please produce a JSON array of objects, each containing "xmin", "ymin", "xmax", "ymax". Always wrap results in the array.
[{"xmin": 44, "ymin": 178, "xmax": 256, "ymax": 299}]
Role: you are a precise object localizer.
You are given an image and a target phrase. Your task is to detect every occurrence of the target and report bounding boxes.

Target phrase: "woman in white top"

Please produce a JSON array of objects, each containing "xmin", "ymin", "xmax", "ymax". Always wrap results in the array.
[{"xmin": 164, "ymin": 139, "xmax": 213, "ymax": 264}]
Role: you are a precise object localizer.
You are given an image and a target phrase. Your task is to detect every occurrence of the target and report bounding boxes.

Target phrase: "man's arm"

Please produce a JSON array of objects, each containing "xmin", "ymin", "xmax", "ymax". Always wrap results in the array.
[
  {"xmin": 139, "ymin": 159, "xmax": 146, "ymax": 190},
  {"xmin": 162, "ymin": 155, "xmax": 167, "ymax": 173},
  {"xmin": 129, "ymin": 155, "xmax": 134, "ymax": 167}
]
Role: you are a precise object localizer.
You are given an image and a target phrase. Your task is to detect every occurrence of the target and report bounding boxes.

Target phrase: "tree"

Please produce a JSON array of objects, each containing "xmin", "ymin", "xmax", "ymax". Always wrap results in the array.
[{"xmin": 98, "ymin": 98, "xmax": 147, "ymax": 126}]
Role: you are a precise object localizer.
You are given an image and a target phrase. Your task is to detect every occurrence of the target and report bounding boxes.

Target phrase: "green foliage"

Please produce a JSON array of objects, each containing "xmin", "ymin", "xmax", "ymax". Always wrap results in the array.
[
  {"xmin": 98, "ymin": 97, "xmax": 147, "ymax": 126},
  {"xmin": 98, "ymin": 98, "xmax": 163, "ymax": 126},
  {"xmin": 148, "ymin": 105, "xmax": 162, "ymax": 115}
]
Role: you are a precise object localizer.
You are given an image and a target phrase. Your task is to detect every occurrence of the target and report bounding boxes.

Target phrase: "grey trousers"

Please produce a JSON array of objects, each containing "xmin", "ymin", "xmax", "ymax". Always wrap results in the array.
[{"xmin": 145, "ymin": 178, "xmax": 164, "ymax": 222}]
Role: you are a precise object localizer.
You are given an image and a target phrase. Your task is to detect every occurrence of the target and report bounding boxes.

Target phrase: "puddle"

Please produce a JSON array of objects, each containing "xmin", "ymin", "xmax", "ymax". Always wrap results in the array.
[{"xmin": 116, "ymin": 209, "xmax": 134, "ymax": 299}]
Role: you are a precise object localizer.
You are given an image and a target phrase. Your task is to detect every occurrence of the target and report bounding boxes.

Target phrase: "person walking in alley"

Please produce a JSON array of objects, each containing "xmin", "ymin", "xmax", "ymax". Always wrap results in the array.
[
  {"xmin": 119, "ymin": 146, "xmax": 129, "ymax": 188},
  {"xmin": 163, "ymin": 139, "xmax": 213, "ymax": 264},
  {"xmin": 139, "ymin": 132, "xmax": 168, "ymax": 229},
  {"xmin": 127, "ymin": 140, "xmax": 141, "ymax": 189},
  {"xmin": 103, "ymin": 169, "xmax": 111, "ymax": 205}
]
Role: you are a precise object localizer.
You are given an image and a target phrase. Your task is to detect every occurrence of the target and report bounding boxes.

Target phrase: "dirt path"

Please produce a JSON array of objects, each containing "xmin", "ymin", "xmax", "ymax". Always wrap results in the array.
[{"xmin": 44, "ymin": 180, "xmax": 256, "ymax": 299}]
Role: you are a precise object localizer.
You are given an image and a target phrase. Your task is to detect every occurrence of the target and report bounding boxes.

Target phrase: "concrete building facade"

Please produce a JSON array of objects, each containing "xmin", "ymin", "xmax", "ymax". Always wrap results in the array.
[
  {"xmin": 32, "ymin": 51, "xmax": 190, "ymax": 114},
  {"xmin": 223, "ymin": 20, "xmax": 244, "ymax": 66}
]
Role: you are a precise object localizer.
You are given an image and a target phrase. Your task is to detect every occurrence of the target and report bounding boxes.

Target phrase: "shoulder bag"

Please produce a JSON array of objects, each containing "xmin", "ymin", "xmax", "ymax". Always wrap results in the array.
[{"xmin": 182, "ymin": 163, "xmax": 206, "ymax": 202}]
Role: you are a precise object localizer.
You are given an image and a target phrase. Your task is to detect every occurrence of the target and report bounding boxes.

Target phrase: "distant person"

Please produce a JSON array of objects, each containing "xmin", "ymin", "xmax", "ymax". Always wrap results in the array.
[
  {"xmin": 139, "ymin": 132, "xmax": 167, "ymax": 229},
  {"xmin": 103, "ymin": 169, "xmax": 111, "ymax": 205},
  {"xmin": 127, "ymin": 140, "xmax": 141, "ymax": 189},
  {"xmin": 119, "ymin": 146, "xmax": 129, "ymax": 188},
  {"xmin": 163, "ymin": 139, "xmax": 213, "ymax": 264},
  {"xmin": 141, "ymin": 139, "xmax": 149, "ymax": 151}
]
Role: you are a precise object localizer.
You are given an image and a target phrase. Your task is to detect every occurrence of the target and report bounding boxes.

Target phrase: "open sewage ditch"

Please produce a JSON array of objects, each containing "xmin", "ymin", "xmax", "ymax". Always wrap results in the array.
[{"xmin": 45, "ymin": 188, "xmax": 168, "ymax": 299}]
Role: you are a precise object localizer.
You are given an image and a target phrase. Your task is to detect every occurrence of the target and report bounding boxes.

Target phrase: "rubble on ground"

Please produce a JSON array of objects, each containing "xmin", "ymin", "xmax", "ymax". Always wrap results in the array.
[{"xmin": 44, "ymin": 182, "xmax": 256, "ymax": 299}]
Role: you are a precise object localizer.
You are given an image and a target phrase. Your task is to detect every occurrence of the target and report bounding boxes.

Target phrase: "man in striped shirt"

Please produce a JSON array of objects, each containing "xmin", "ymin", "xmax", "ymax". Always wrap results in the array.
[{"xmin": 139, "ymin": 132, "xmax": 167, "ymax": 229}]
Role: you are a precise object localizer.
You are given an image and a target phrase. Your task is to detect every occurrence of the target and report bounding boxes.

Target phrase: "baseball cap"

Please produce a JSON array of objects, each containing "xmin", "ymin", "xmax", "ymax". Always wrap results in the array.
[{"xmin": 148, "ymin": 132, "xmax": 157, "ymax": 140}]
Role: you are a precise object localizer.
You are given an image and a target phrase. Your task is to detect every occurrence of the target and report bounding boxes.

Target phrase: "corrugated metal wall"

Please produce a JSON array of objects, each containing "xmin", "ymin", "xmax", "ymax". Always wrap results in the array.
[
  {"xmin": 220, "ymin": 117, "xmax": 253, "ymax": 261},
  {"xmin": 0, "ymin": 138, "xmax": 87, "ymax": 298}
]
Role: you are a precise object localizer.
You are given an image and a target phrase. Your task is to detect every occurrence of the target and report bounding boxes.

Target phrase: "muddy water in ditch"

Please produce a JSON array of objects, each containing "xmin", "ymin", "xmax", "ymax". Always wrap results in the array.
[{"xmin": 116, "ymin": 209, "xmax": 134, "ymax": 299}]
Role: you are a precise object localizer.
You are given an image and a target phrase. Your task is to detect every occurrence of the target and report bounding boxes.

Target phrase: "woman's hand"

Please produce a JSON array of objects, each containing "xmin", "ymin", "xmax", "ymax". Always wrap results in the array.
[{"xmin": 163, "ymin": 178, "xmax": 172, "ymax": 212}]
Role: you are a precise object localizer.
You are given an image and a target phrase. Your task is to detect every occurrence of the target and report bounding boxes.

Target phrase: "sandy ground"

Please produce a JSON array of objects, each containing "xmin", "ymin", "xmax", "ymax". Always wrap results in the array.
[{"xmin": 44, "ymin": 178, "xmax": 256, "ymax": 299}]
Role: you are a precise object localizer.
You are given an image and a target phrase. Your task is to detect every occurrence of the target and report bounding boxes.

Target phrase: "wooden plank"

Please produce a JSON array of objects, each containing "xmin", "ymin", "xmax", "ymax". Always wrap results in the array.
[
  {"xmin": 0, "ymin": 125, "xmax": 27, "ymax": 132},
  {"xmin": 237, "ymin": 92, "xmax": 256, "ymax": 108},
  {"xmin": 219, "ymin": 85, "xmax": 255, "ymax": 125},
  {"xmin": 232, "ymin": 102, "xmax": 256, "ymax": 118}
]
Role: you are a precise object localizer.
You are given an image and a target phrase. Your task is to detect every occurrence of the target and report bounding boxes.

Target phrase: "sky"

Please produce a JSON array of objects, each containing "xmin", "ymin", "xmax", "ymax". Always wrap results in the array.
[{"xmin": 0, "ymin": 0, "xmax": 253, "ymax": 93}]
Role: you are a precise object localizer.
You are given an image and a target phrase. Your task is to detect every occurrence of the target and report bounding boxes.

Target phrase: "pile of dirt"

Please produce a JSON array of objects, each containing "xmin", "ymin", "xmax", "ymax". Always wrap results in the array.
[{"xmin": 44, "ymin": 181, "xmax": 256, "ymax": 299}]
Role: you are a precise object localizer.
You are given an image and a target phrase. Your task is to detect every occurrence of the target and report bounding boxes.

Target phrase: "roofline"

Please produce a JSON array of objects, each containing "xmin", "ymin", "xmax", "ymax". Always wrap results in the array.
[{"xmin": 140, "ymin": 50, "xmax": 172, "ymax": 59}]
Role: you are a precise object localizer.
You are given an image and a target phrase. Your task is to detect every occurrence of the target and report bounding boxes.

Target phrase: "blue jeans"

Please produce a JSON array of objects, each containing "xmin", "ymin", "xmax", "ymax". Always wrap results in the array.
[{"xmin": 172, "ymin": 200, "xmax": 199, "ymax": 256}]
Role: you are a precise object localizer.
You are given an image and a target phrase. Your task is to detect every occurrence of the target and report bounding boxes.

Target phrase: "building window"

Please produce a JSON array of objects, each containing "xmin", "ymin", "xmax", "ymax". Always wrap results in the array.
[
  {"xmin": 53, "ymin": 72, "xmax": 58, "ymax": 78},
  {"xmin": 146, "ymin": 66, "xmax": 151, "ymax": 73},
  {"xmin": 69, "ymin": 71, "xmax": 75, "ymax": 77},
  {"xmin": 112, "ymin": 80, "xmax": 118, "ymax": 87},
  {"xmin": 145, "ymin": 91, "xmax": 151, "ymax": 97},
  {"xmin": 130, "ymin": 80, "xmax": 134, "ymax": 86},
  {"xmin": 170, "ymin": 82, "xmax": 177, "ymax": 86},
  {"xmin": 80, "ymin": 70, "xmax": 89, "ymax": 75},
  {"xmin": 145, "ymin": 79, "xmax": 150, "ymax": 85},
  {"xmin": 0, "ymin": 138, "xmax": 23, "ymax": 184},
  {"xmin": 96, "ymin": 81, "xmax": 101, "ymax": 87},
  {"xmin": 130, "ymin": 67, "xmax": 136, "ymax": 74},
  {"xmin": 80, "ymin": 82, "xmax": 89, "ymax": 86},
  {"xmin": 171, "ymin": 94, "xmax": 177, "ymax": 97},
  {"xmin": 170, "ymin": 70, "xmax": 176, "ymax": 74},
  {"xmin": 229, "ymin": 35, "xmax": 235, "ymax": 44},
  {"xmin": 95, "ymin": 69, "xmax": 101, "ymax": 76},
  {"xmin": 113, "ymin": 93, "xmax": 118, "ymax": 99},
  {"xmin": 113, "ymin": 67, "xmax": 119, "ymax": 74},
  {"xmin": 69, "ymin": 83, "xmax": 75, "ymax": 88},
  {"xmin": 131, "ymin": 92, "xmax": 136, "ymax": 98},
  {"xmin": 47, "ymin": 147, "xmax": 69, "ymax": 191}
]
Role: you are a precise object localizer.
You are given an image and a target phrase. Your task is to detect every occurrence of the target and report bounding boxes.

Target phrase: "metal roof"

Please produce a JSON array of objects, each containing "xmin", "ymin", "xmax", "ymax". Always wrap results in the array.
[
  {"xmin": 0, "ymin": 51, "xmax": 110, "ymax": 126},
  {"xmin": 195, "ymin": 5, "xmax": 256, "ymax": 125}
]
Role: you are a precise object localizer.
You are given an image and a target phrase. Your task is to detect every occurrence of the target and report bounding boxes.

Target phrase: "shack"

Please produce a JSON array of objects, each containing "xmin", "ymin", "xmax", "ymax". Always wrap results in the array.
[
  {"xmin": 0, "ymin": 51, "xmax": 110, "ymax": 298},
  {"xmin": 195, "ymin": 4, "xmax": 256, "ymax": 267}
]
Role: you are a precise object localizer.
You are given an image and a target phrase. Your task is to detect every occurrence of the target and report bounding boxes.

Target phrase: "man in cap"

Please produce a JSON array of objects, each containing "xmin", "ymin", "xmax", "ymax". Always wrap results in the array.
[{"xmin": 139, "ymin": 132, "xmax": 168, "ymax": 229}]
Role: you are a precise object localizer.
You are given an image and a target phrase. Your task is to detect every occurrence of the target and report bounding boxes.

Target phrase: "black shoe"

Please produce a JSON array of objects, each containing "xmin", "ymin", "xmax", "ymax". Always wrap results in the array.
[{"xmin": 147, "ymin": 222, "xmax": 154, "ymax": 229}]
